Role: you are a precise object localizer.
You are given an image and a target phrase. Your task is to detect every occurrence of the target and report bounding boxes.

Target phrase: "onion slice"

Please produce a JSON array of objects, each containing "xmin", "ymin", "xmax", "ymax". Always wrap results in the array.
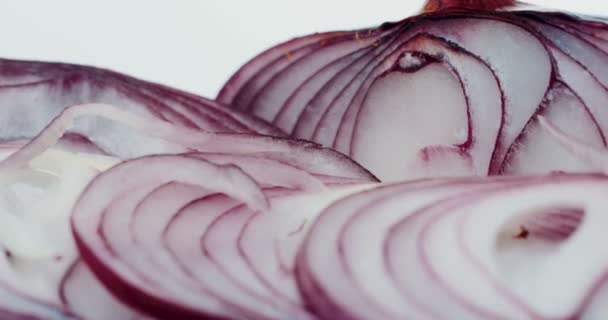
[{"xmin": 71, "ymin": 155, "xmax": 267, "ymax": 319}]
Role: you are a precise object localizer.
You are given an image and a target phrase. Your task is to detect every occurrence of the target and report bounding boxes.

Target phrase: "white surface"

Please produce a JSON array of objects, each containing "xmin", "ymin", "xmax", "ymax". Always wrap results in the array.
[{"xmin": 0, "ymin": 0, "xmax": 605, "ymax": 98}]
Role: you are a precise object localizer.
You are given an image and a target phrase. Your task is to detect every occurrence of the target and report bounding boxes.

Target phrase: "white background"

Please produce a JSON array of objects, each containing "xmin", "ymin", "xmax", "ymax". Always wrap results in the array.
[{"xmin": 0, "ymin": 0, "xmax": 605, "ymax": 98}]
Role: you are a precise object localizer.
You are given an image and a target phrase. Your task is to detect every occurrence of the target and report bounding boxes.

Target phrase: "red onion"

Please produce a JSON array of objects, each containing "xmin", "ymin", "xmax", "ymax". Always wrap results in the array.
[
  {"xmin": 296, "ymin": 175, "xmax": 606, "ymax": 320},
  {"xmin": 0, "ymin": 98, "xmax": 374, "ymax": 319},
  {"xmin": 0, "ymin": 0, "xmax": 606, "ymax": 319},
  {"xmin": 220, "ymin": 2, "xmax": 608, "ymax": 181},
  {"xmin": 0, "ymin": 58, "xmax": 283, "ymax": 144}
]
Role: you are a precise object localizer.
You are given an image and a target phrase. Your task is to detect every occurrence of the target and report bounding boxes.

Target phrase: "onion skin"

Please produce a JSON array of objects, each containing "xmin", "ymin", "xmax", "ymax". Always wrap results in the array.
[
  {"xmin": 423, "ymin": 0, "xmax": 517, "ymax": 12},
  {"xmin": 0, "ymin": 58, "xmax": 285, "ymax": 139},
  {"xmin": 2, "ymin": 1, "xmax": 608, "ymax": 319}
]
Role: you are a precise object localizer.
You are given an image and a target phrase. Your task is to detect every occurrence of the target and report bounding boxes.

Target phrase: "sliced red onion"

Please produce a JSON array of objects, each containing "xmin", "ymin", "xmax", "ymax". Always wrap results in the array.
[
  {"xmin": 410, "ymin": 177, "xmax": 607, "ymax": 319},
  {"xmin": 0, "ymin": 2, "xmax": 607, "ymax": 319},
  {"xmin": 384, "ymin": 175, "xmax": 605, "ymax": 319},
  {"xmin": 70, "ymin": 140, "xmax": 371, "ymax": 319},
  {"xmin": 124, "ymin": 155, "xmax": 327, "ymax": 319},
  {"xmin": 0, "ymin": 97, "xmax": 373, "ymax": 319},
  {"xmin": 71, "ymin": 155, "xmax": 268, "ymax": 319},
  {"xmin": 220, "ymin": 8, "xmax": 608, "ymax": 181},
  {"xmin": 0, "ymin": 58, "xmax": 283, "ymax": 145},
  {"xmin": 150, "ymin": 177, "xmax": 371, "ymax": 320},
  {"xmin": 297, "ymin": 174, "xmax": 608, "ymax": 319}
]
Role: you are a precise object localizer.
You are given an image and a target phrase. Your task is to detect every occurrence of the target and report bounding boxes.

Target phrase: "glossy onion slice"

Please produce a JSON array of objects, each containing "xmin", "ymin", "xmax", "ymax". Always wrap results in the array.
[
  {"xmin": 0, "ymin": 1, "xmax": 607, "ymax": 319},
  {"xmin": 70, "ymin": 152, "xmax": 370, "ymax": 319},
  {"xmin": 60, "ymin": 261, "xmax": 152, "ymax": 320},
  {"xmin": 298, "ymin": 174, "xmax": 608, "ymax": 320},
  {"xmin": 16, "ymin": 103, "xmax": 376, "ymax": 182},
  {"xmin": 0, "ymin": 58, "xmax": 284, "ymax": 146},
  {"xmin": 71, "ymin": 155, "xmax": 269, "ymax": 319},
  {"xmin": 0, "ymin": 98, "xmax": 375, "ymax": 319},
  {"xmin": 221, "ymin": 8, "xmax": 608, "ymax": 181}
]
